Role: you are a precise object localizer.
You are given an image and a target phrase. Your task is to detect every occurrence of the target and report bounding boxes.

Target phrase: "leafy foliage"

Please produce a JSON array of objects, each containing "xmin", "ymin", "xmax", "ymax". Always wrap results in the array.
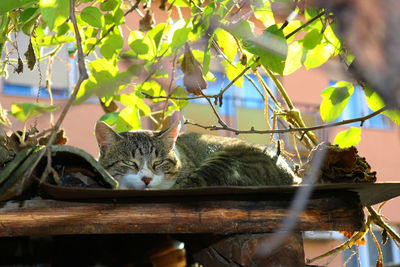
[{"xmin": 0, "ymin": 0, "xmax": 397, "ymax": 148}]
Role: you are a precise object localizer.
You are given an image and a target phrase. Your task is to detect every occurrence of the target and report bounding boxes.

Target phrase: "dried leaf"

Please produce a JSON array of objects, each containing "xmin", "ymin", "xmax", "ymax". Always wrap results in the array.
[
  {"xmin": 38, "ymin": 129, "xmax": 68, "ymax": 146},
  {"xmin": 181, "ymin": 43, "xmax": 208, "ymax": 95},
  {"xmin": 300, "ymin": 142, "xmax": 377, "ymax": 184},
  {"xmin": 14, "ymin": 57, "xmax": 23, "ymax": 74},
  {"xmin": 382, "ymin": 229, "xmax": 388, "ymax": 245},
  {"xmin": 139, "ymin": 10, "xmax": 155, "ymax": 32},
  {"xmin": 24, "ymin": 40, "xmax": 36, "ymax": 71}
]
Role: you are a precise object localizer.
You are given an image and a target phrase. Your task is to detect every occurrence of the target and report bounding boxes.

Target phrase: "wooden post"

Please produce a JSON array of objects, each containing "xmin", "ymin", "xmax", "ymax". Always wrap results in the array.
[{"xmin": 188, "ymin": 232, "xmax": 305, "ymax": 266}]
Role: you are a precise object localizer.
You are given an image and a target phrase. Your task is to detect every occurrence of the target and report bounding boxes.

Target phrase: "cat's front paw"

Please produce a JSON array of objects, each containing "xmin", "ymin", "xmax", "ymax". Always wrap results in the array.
[{"xmin": 171, "ymin": 175, "xmax": 208, "ymax": 189}]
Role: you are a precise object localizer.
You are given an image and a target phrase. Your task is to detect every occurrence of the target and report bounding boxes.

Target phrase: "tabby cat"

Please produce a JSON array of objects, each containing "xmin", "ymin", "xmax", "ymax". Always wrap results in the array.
[{"xmin": 95, "ymin": 121, "xmax": 299, "ymax": 189}]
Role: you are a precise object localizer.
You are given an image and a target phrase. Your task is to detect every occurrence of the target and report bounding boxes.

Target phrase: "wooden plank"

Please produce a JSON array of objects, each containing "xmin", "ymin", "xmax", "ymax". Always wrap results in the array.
[{"xmin": 0, "ymin": 191, "xmax": 364, "ymax": 236}]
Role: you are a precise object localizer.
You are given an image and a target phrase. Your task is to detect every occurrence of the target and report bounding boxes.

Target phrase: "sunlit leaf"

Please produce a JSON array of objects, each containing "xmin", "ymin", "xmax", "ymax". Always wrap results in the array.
[
  {"xmin": 9, "ymin": 102, "xmax": 59, "ymax": 122},
  {"xmin": 40, "ymin": 0, "xmax": 69, "ymax": 30},
  {"xmin": 215, "ymin": 28, "xmax": 237, "ymax": 62},
  {"xmin": 135, "ymin": 81, "xmax": 165, "ymax": 102},
  {"xmin": 303, "ymin": 29, "xmax": 323, "ymax": 49},
  {"xmin": 283, "ymin": 41, "xmax": 303, "ymax": 75},
  {"xmin": 100, "ymin": 29, "xmax": 123, "ymax": 60},
  {"xmin": 128, "ymin": 31, "xmax": 156, "ymax": 60},
  {"xmin": 99, "ymin": 112, "xmax": 119, "ymax": 126},
  {"xmin": 251, "ymin": 0, "xmax": 274, "ymax": 28},
  {"xmin": 320, "ymin": 81, "xmax": 354, "ymax": 122},
  {"xmin": 221, "ymin": 61, "xmax": 245, "ymax": 87},
  {"xmin": 0, "ymin": 0, "xmax": 37, "ymax": 15},
  {"xmin": 169, "ymin": 19, "xmax": 192, "ymax": 51},
  {"xmin": 115, "ymin": 106, "xmax": 141, "ymax": 132},
  {"xmin": 334, "ymin": 127, "xmax": 361, "ymax": 148},
  {"xmin": 74, "ymin": 58, "xmax": 120, "ymax": 104},
  {"xmin": 364, "ymin": 86, "xmax": 400, "ymax": 125},
  {"xmin": 303, "ymin": 42, "xmax": 335, "ymax": 69},
  {"xmin": 81, "ymin": 6, "xmax": 104, "ymax": 28},
  {"xmin": 100, "ymin": 0, "xmax": 119, "ymax": 11},
  {"xmin": 36, "ymin": 34, "xmax": 75, "ymax": 46},
  {"xmin": 170, "ymin": 86, "xmax": 189, "ymax": 110}
]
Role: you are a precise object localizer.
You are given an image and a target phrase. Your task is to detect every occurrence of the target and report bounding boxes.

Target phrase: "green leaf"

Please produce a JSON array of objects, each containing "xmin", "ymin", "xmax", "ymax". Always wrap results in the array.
[
  {"xmin": 334, "ymin": 127, "xmax": 361, "ymax": 148},
  {"xmin": 128, "ymin": 31, "xmax": 156, "ymax": 60},
  {"xmin": 112, "ymin": 7, "xmax": 124, "ymax": 25},
  {"xmin": 169, "ymin": 20, "xmax": 192, "ymax": 51},
  {"xmin": 221, "ymin": 60, "xmax": 245, "ymax": 87},
  {"xmin": 283, "ymin": 41, "xmax": 303, "ymax": 75},
  {"xmin": 170, "ymin": 86, "xmax": 189, "ymax": 110},
  {"xmin": 100, "ymin": 29, "xmax": 123, "ymax": 60},
  {"xmin": 229, "ymin": 20, "xmax": 254, "ymax": 40},
  {"xmin": 36, "ymin": 34, "xmax": 74, "ymax": 46},
  {"xmin": 215, "ymin": 28, "xmax": 237, "ymax": 62},
  {"xmin": 135, "ymin": 81, "xmax": 165, "ymax": 102},
  {"xmin": 19, "ymin": 7, "xmax": 39, "ymax": 24},
  {"xmin": 75, "ymin": 58, "xmax": 120, "ymax": 104},
  {"xmin": 115, "ymin": 106, "xmax": 141, "ymax": 132},
  {"xmin": 147, "ymin": 23, "xmax": 167, "ymax": 50},
  {"xmin": 303, "ymin": 29, "xmax": 323, "ymax": 49},
  {"xmin": 364, "ymin": 86, "xmax": 400, "ymax": 125},
  {"xmin": 99, "ymin": 112, "xmax": 119, "ymax": 126},
  {"xmin": 114, "ymin": 93, "xmax": 151, "ymax": 115},
  {"xmin": 81, "ymin": 6, "xmax": 104, "ymax": 28},
  {"xmin": 100, "ymin": 0, "xmax": 119, "ymax": 11},
  {"xmin": 251, "ymin": 0, "xmax": 274, "ymax": 27},
  {"xmin": 256, "ymin": 25, "xmax": 288, "ymax": 75},
  {"xmin": 0, "ymin": 0, "xmax": 37, "ymax": 15},
  {"xmin": 303, "ymin": 42, "xmax": 335, "ymax": 69},
  {"xmin": 40, "ymin": 0, "xmax": 70, "ymax": 30},
  {"xmin": 9, "ymin": 102, "xmax": 58, "ymax": 122},
  {"xmin": 320, "ymin": 81, "xmax": 354, "ymax": 122}
]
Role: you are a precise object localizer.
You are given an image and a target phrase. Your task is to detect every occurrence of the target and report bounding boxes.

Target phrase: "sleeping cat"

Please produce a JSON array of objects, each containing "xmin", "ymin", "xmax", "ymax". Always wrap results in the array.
[{"xmin": 95, "ymin": 121, "xmax": 299, "ymax": 189}]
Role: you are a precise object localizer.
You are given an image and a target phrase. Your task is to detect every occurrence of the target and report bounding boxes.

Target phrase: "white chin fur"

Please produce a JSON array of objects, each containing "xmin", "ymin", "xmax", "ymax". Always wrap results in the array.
[{"xmin": 118, "ymin": 173, "xmax": 174, "ymax": 189}]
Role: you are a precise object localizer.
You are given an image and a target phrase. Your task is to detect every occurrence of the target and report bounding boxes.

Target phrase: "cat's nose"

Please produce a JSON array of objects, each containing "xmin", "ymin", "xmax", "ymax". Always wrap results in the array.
[{"xmin": 141, "ymin": 177, "xmax": 152, "ymax": 186}]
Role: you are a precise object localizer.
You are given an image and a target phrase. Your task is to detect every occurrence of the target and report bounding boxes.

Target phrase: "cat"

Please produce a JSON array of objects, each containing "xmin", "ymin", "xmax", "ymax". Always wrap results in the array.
[{"xmin": 95, "ymin": 121, "xmax": 299, "ymax": 189}]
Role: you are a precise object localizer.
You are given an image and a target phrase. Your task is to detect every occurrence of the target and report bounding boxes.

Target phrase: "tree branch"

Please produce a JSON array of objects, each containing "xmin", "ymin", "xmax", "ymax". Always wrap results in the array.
[
  {"xmin": 185, "ymin": 107, "xmax": 387, "ymax": 135},
  {"xmin": 17, "ymin": 0, "xmax": 89, "ymax": 193}
]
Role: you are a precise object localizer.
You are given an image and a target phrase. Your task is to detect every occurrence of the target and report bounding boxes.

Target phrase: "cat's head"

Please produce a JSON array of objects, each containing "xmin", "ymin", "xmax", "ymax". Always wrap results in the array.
[{"xmin": 95, "ymin": 121, "xmax": 181, "ymax": 189}]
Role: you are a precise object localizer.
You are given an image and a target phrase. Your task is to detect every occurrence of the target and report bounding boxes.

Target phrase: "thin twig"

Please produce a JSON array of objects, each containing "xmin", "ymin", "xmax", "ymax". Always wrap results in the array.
[
  {"xmin": 184, "ymin": 107, "xmax": 388, "ymax": 135},
  {"xmin": 285, "ymin": 10, "xmax": 326, "ymax": 40},
  {"xmin": 199, "ymin": 90, "xmax": 229, "ymax": 128}
]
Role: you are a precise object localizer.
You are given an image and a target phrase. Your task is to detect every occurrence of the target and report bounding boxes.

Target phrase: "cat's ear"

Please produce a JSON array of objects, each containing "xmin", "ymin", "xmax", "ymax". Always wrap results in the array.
[
  {"xmin": 95, "ymin": 121, "xmax": 121, "ymax": 149},
  {"xmin": 158, "ymin": 121, "xmax": 181, "ymax": 148}
]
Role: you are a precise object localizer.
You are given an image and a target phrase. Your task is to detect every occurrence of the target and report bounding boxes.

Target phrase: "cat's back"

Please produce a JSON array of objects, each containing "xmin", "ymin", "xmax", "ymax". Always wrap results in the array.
[{"xmin": 175, "ymin": 132, "xmax": 263, "ymax": 165}]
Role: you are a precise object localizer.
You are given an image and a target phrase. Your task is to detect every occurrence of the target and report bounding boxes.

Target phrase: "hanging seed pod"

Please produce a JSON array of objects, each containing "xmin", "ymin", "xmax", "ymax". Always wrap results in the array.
[
  {"xmin": 24, "ymin": 39, "xmax": 36, "ymax": 71},
  {"xmin": 181, "ymin": 43, "xmax": 208, "ymax": 95},
  {"xmin": 14, "ymin": 57, "xmax": 23, "ymax": 74},
  {"xmin": 139, "ymin": 10, "xmax": 155, "ymax": 32}
]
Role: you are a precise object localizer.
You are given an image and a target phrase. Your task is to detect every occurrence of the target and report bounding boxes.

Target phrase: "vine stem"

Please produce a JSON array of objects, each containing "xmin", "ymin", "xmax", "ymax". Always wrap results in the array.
[{"xmin": 17, "ymin": 0, "xmax": 88, "ymax": 193}]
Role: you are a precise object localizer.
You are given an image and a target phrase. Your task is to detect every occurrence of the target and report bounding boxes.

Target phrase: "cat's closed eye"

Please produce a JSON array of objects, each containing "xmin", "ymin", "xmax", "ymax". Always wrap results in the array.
[
  {"xmin": 122, "ymin": 160, "xmax": 138, "ymax": 170},
  {"xmin": 152, "ymin": 160, "xmax": 164, "ymax": 169}
]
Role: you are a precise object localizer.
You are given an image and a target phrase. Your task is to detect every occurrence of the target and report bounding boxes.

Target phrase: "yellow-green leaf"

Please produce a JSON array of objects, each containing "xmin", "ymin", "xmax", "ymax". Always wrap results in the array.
[
  {"xmin": 9, "ymin": 102, "xmax": 58, "ymax": 122},
  {"xmin": 320, "ymin": 81, "xmax": 354, "ymax": 122},
  {"xmin": 334, "ymin": 127, "xmax": 361, "ymax": 148}
]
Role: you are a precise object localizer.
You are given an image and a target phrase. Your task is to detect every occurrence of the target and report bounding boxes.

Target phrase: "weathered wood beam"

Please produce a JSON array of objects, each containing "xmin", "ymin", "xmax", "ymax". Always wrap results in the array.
[{"xmin": 0, "ymin": 191, "xmax": 364, "ymax": 237}]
